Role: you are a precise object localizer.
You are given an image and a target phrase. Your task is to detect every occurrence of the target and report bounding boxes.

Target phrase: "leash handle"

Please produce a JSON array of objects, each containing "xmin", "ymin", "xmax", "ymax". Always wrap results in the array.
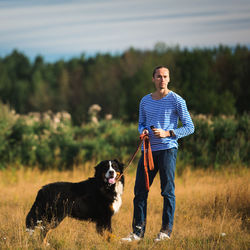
[
  {"xmin": 116, "ymin": 133, "xmax": 154, "ymax": 183},
  {"xmin": 141, "ymin": 134, "xmax": 154, "ymax": 191},
  {"xmin": 116, "ymin": 133, "xmax": 154, "ymax": 192}
]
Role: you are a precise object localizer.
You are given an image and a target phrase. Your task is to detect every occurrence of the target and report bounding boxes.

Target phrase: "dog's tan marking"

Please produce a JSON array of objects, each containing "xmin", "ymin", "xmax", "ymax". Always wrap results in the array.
[{"xmin": 104, "ymin": 231, "xmax": 117, "ymax": 242}]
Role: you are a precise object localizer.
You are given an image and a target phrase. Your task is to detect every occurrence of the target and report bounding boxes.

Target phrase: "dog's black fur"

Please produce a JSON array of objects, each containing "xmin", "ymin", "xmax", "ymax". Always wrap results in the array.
[{"xmin": 26, "ymin": 159, "xmax": 124, "ymax": 239}]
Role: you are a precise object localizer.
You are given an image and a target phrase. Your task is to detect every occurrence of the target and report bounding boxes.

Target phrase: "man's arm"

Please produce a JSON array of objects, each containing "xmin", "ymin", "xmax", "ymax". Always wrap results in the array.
[{"xmin": 173, "ymin": 98, "xmax": 194, "ymax": 139}]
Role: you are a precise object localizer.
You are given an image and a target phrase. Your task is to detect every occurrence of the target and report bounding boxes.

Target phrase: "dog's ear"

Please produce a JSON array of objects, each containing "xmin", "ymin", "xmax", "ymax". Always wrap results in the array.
[
  {"xmin": 94, "ymin": 161, "xmax": 105, "ymax": 178},
  {"xmin": 114, "ymin": 159, "xmax": 124, "ymax": 172}
]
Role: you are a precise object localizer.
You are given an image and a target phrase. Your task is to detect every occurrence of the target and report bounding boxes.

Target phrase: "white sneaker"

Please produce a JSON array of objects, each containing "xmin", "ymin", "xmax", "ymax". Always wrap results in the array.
[
  {"xmin": 154, "ymin": 232, "xmax": 170, "ymax": 242},
  {"xmin": 121, "ymin": 233, "xmax": 141, "ymax": 242}
]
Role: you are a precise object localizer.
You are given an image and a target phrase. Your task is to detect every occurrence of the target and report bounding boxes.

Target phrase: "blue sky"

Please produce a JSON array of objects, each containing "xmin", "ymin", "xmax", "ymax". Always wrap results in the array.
[{"xmin": 1, "ymin": 0, "xmax": 250, "ymax": 62}]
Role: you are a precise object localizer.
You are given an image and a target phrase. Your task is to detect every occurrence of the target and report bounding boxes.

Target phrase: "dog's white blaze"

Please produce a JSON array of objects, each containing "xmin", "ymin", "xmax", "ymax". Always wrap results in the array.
[
  {"xmin": 105, "ymin": 161, "xmax": 117, "ymax": 179},
  {"xmin": 112, "ymin": 181, "xmax": 123, "ymax": 213}
]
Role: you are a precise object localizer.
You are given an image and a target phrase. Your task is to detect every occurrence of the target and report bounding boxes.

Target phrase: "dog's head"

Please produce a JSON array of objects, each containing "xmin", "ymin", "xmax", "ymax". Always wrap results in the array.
[{"xmin": 95, "ymin": 159, "xmax": 124, "ymax": 186}]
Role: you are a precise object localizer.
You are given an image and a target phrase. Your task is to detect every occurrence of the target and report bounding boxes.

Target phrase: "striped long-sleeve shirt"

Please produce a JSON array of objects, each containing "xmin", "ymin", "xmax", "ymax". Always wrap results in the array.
[{"xmin": 138, "ymin": 91, "xmax": 195, "ymax": 151}]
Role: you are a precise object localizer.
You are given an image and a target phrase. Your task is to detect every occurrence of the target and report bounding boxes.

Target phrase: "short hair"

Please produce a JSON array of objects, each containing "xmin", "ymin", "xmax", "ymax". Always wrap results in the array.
[{"xmin": 152, "ymin": 66, "xmax": 169, "ymax": 77}]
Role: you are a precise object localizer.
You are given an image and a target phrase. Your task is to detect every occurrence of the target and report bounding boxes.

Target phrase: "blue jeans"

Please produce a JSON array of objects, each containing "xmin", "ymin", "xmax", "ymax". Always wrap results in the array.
[{"xmin": 132, "ymin": 148, "xmax": 178, "ymax": 237}]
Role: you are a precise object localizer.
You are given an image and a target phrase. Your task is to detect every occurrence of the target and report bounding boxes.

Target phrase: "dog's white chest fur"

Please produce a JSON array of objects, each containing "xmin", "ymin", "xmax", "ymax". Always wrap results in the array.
[{"xmin": 112, "ymin": 181, "xmax": 123, "ymax": 213}]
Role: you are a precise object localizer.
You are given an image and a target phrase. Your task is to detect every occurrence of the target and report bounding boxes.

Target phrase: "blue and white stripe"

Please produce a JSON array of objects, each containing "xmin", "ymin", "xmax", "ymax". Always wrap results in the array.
[{"xmin": 138, "ymin": 91, "xmax": 194, "ymax": 151}]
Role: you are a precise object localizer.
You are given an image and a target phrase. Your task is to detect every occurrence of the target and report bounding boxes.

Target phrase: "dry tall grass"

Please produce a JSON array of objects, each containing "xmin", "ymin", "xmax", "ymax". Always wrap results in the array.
[{"xmin": 0, "ymin": 165, "xmax": 249, "ymax": 249}]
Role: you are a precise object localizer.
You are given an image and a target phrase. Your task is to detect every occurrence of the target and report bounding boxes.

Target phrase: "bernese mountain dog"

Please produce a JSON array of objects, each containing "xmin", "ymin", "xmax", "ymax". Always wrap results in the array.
[{"xmin": 26, "ymin": 159, "xmax": 124, "ymax": 242}]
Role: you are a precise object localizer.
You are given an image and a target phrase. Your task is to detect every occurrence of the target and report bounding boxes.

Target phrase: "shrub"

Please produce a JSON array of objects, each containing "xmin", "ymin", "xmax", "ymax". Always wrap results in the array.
[{"xmin": 0, "ymin": 107, "xmax": 249, "ymax": 170}]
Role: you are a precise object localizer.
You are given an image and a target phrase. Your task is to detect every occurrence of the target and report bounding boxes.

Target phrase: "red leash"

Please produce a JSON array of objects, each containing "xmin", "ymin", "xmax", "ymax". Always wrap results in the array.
[
  {"xmin": 140, "ymin": 133, "xmax": 154, "ymax": 191},
  {"xmin": 117, "ymin": 133, "xmax": 154, "ymax": 191}
]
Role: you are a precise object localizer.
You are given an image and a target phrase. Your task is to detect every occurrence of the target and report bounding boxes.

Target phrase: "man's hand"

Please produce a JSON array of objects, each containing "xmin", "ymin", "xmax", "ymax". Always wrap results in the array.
[{"xmin": 151, "ymin": 128, "xmax": 171, "ymax": 138}]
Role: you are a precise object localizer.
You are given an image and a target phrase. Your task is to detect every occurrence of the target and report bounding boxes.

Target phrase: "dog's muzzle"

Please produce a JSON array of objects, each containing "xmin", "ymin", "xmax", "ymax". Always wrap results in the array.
[{"xmin": 105, "ymin": 170, "xmax": 117, "ymax": 184}]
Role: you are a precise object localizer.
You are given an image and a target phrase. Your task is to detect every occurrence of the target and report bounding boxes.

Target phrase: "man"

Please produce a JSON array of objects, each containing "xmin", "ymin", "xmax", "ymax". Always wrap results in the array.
[{"xmin": 122, "ymin": 66, "xmax": 194, "ymax": 242}]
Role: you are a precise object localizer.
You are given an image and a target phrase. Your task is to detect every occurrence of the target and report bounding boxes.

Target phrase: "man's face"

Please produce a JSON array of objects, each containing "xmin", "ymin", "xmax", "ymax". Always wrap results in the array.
[{"xmin": 152, "ymin": 67, "xmax": 170, "ymax": 91}]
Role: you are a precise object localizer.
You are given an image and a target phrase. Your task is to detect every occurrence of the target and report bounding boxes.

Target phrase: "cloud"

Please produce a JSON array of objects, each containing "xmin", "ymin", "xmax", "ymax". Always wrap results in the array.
[{"xmin": 0, "ymin": 0, "xmax": 250, "ymax": 61}]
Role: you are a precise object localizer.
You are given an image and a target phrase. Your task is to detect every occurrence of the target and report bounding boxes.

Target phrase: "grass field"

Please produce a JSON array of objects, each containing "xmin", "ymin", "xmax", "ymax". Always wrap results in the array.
[{"xmin": 0, "ymin": 164, "xmax": 249, "ymax": 249}]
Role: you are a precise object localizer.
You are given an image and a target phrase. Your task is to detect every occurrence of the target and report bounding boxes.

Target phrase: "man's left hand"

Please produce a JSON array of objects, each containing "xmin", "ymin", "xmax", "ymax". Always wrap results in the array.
[{"xmin": 152, "ymin": 128, "xmax": 170, "ymax": 138}]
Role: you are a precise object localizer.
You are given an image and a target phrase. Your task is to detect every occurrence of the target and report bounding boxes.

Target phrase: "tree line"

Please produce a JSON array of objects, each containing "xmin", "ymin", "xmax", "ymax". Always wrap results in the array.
[{"xmin": 0, "ymin": 43, "xmax": 249, "ymax": 125}]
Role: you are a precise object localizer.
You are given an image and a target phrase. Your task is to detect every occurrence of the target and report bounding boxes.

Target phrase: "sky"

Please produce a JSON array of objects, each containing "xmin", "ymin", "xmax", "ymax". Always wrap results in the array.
[{"xmin": 1, "ymin": 0, "xmax": 250, "ymax": 62}]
